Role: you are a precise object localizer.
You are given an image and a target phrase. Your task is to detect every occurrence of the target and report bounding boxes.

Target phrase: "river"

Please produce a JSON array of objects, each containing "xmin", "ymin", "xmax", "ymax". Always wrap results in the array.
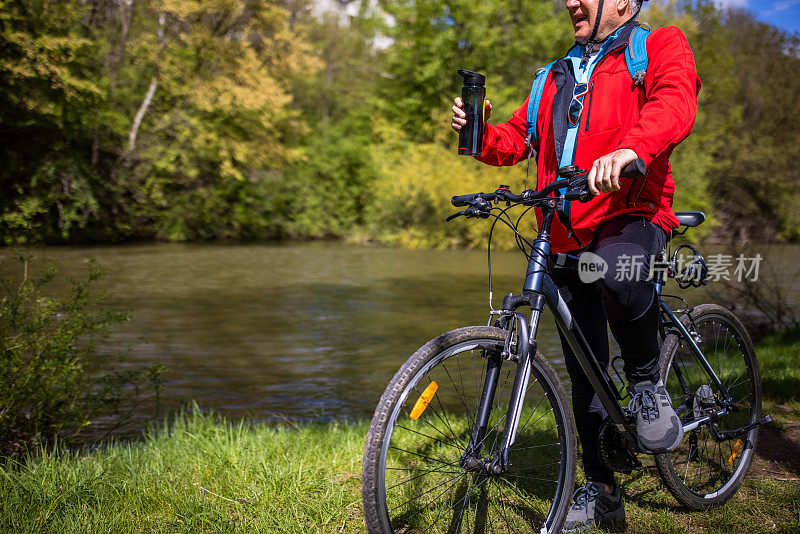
[{"xmin": 2, "ymin": 241, "xmax": 798, "ymax": 434}]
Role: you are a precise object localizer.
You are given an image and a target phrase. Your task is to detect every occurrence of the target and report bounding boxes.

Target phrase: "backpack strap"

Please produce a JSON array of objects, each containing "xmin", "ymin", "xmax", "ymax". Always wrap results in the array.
[
  {"xmin": 626, "ymin": 25, "xmax": 651, "ymax": 86},
  {"xmin": 527, "ymin": 28, "xmax": 649, "ymax": 154},
  {"xmin": 526, "ymin": 61, "xmax": 556, "ymax": 152}
]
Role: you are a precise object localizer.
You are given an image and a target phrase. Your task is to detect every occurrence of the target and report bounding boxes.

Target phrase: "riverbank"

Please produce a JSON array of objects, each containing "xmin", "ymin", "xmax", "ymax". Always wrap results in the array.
[{"xmin": 3, "ymin": 332, "xmax": 799, "ymax": 533}]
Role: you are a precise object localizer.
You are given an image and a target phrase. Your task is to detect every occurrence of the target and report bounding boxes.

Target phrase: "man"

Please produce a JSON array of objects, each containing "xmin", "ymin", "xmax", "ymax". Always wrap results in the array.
[{"xmin": 451, "ymin": 0, "xmax": 700, "ymax": 530}]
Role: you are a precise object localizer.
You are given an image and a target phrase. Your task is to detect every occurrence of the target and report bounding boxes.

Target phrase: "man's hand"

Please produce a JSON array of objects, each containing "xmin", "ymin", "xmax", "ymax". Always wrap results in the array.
[
  {"xmin": 451, "ymin": 97, "xmax": 492, "ymax": 132},
  {"xmin": 587, "ymin": 148, "xmax": 639, "ymax": 196}
]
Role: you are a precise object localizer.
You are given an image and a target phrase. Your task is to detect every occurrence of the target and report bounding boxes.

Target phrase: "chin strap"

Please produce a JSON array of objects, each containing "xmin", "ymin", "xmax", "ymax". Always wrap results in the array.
[
  {"xmin": 582, "ymin": 0, "xmax": 644, "ymax": 65},
  {"xmin": 588, "ymin": 0, "xmax": 605, "ymax": 44}
]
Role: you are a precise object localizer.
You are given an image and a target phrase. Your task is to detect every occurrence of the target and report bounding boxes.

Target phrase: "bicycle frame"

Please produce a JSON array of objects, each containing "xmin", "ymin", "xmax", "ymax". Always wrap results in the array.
[{"xmin": 461, "ymin": 197, "xmax": 738, "ymax": 472}]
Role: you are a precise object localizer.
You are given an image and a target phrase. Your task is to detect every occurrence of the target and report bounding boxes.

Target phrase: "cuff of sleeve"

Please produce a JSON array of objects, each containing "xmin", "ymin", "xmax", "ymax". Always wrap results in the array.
[
  {"xmin": 473, "ymin": 122, "xmax": 493, "ymax": 161},
  {"xmin": 618, "ymin": 141, "xmax": 654, "ymax": 167}
]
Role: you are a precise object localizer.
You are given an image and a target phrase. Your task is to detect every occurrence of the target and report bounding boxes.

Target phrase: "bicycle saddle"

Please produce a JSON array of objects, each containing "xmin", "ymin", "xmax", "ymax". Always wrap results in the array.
[{"xmin": 675, "ymin": 211, "xmax": 705, "ymax": 228}]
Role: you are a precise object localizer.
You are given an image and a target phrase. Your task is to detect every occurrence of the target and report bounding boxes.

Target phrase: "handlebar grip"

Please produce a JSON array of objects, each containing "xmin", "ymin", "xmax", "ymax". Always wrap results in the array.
[
  {"xmin": 620, "ymin": 158, "xmax": 646, "ymax": 178},
  {"xmin": 451, "ymin": 193, "xmax": 480, "ymax": 207}
]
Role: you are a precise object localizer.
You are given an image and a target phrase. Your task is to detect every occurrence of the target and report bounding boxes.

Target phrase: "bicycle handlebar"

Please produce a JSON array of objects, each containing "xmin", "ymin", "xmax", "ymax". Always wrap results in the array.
[
  {"xmin": 619, "ymin": 157, "xmax": 646, "ymax": 179},
  {"xmin": 451, "ymin": 158, "xmax": 646, "ymax": 207}
]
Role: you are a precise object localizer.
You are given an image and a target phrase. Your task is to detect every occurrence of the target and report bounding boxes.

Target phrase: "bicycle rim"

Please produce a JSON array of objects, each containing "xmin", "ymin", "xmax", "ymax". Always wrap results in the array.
[
  {"xmin": 656, "ymin": 305, "xmax": 760, "ymax": 508},
  {"xmin": 364, "ymin": 327, "xmax": 575, "ymax": 533}
]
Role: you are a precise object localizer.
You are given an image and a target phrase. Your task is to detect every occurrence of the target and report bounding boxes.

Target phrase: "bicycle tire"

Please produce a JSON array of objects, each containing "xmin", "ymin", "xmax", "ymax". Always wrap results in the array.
[
  {"xmin": 362, "ymin": 326, "xmax": 576, "ymax": 534},
  {"xmin": 655, "ymin": 304, "xmax": 761, "ymax": 510}
]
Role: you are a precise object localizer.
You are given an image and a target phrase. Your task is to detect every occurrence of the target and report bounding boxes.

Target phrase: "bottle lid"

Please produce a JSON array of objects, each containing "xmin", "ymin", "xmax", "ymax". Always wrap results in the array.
[{"xmin": 458, "ymin": 69, "xmax": 485, "ymax": 86}]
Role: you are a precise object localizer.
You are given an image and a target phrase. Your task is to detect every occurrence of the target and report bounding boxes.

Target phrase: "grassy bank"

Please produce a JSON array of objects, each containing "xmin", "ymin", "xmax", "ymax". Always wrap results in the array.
[{"xmin": 3, "ymin": 334, "xmax": 800, "ymax": 533}]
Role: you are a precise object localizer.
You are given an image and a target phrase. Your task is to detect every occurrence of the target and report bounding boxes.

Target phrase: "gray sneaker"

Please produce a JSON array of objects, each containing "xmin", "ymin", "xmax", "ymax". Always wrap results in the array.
[
  {"xmin": 563, "ymin": 482, "xmax": 625, "ymax": 532},
  {"xmin": 629, "ymin": 379, "xmax": 684, "ymax": 453}
]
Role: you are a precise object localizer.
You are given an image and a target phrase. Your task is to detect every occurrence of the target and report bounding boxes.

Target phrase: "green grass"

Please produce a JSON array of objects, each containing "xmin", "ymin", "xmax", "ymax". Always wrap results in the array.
[
  {"xmin": 0, "ymin": 415, "xmax": 368, "ymax": 533},
  {"xmin": 2, "ymin": 333, "xmax": 800, "ymax": 533}
]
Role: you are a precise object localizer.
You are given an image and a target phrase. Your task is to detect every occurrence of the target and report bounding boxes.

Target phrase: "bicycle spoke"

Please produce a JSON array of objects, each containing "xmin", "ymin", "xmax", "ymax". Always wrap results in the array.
[
  {"xmin": 515, "ymin": 387, "xmax": 547, "ymax": 434},
  {"xmin": 454, "ymin": 354, "xmax": 475, "ymax": 429},
  {"xmin": 499, "ymin": 472, "xmax": 560, "ymax": 484},
  {"xmin": 441, "ymin": 359, "xmax": 475, "ymax": 430},
  {"xmin": 415, "ymin": 475, "xmax": 469, "ymax": 534},
  {"xmin": 511, "ymin": 441, "xmax": 561, "ymax": 451},
  {"xmin": 394, "ymin": 423, "xmax": 466, "ymax": 453},
  {"xmin": 415, "ymin": 410, "xmax": 465, "ymax": 453},
  {"xmin": 386, "ymin": 465, "xmax": 463, "ymax": 474},
  {"xmin": 428, "ymin": 378, "xmax": 470, "ymax": 450},
  {"xmin": 514, "ymin": 419, "xmax": 558, "ymax": 449},
  {"xmin": 414, "ymin": 380, "xmax": 469, "ymax": 451},
  {"xmin": 389, "ymin": 445, "xmax": 460, "ymax": 469},
  {"xmin": 448, "ymin": 473, "xmax": 476, "ymax": 533},
  {"xmin": 386, "ymin": 464, "xmax": 465, "ymax": 492},
  {"xmin": 492, "ymin": 476, "xmax": 549, "ymax": 524},
  {"xmin": 488, "ymin": 485, "xmax": 520, "ymax": 534},
  {"xmin": 508, "ymin": 460, "xmax": 561, "ymax": 472},
  {"xmin": 388, "ymin": 471, "xmax": 465, "ymax": 515}
]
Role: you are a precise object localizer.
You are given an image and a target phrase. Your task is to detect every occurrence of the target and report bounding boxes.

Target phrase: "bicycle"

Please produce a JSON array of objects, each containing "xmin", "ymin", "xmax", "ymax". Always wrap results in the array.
[{"xmin": 361, "ymin": 161, "xmax": 772, "ymax": 533}]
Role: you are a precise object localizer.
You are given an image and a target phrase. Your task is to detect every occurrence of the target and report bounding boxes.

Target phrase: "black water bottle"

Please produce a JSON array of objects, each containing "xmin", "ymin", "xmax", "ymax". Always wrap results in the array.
[{"xmin": 457, "ymin": 69, "xmax": 486, "ymax": 156}]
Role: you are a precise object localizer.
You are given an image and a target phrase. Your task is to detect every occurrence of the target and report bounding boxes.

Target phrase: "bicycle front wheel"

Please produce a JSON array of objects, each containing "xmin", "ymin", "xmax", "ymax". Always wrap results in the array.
[
  {"xmin": 655, "ymin": 304, "xmax": 761, "ymax": 509},
  {"xmin": 362, "ymin": 326, "xmax": 576, "ymax": 534}
]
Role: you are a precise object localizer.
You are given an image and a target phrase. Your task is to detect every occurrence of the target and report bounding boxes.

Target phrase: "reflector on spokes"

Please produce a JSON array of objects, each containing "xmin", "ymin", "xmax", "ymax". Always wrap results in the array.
[{"xmin": 409, "ymin": 381, "xmax": 438, "ymax": 420}]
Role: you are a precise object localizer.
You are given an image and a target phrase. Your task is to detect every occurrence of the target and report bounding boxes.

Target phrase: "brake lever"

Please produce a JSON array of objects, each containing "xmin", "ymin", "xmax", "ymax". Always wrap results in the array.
[
  {"xmin": 445, "ymin": 211, "xmax": 466, "ymax": 222},
  {"xmin": 445, "ymin": 204, "xmax": 492, "ymax": 222}
]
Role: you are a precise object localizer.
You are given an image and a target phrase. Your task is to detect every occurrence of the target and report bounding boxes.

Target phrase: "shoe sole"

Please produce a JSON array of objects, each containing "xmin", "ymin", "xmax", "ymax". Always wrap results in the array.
[
  {"xmin": 639, "ymin": 423, "xmax": 684, "ymax": 454},
  {"xmin": 563, "ymin": 506, "xmax": 626, "ymax": 532}
]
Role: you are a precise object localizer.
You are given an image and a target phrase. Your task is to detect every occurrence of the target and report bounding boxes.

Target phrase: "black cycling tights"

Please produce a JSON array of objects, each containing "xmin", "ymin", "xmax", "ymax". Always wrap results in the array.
[{"xmin": 551, "ymin": 215, "xmax": 667, "ymax": 486}]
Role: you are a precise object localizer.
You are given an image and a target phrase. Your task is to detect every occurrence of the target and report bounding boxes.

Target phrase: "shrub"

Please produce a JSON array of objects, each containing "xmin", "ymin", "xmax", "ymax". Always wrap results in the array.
[
  {"xmin": 0, "ymin": 254, "xmax": 164, "ymax": 458},
  {"xmin": 365, "ymin": 118, "xmax": 529, "ymax": 250}
]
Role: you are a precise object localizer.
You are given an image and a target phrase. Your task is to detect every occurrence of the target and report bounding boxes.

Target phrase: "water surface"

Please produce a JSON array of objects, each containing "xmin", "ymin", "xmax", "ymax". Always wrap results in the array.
[{"xmin": 2, "ymin": 241, "xmax": 797, "ymax": 432}]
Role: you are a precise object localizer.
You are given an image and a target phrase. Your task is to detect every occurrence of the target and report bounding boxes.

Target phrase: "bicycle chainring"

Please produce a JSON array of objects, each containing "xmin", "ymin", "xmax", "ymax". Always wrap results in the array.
[{"xmin": 598, "ymin": 418, "xmax": 643, "ymax": 474}]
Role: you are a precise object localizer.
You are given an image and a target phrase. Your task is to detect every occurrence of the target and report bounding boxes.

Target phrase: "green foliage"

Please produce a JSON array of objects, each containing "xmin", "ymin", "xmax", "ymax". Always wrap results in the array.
[
  {"xmin": 0, "ymin": 0, "xmax": 105, "ymax": 245},
  {"xmin": 379, "ymin": 0, "xmax": 572, "ymax": 141},
  {"xmin": 702, "ymin": 10, "xmax": 800, "ymax": 242},
  {"xmin": 365, "ymin": 118, "xmax": 527, "ymax": 249},
  {"xmin": 0, "ymin": 0, "xmax": 799, "ymax": 246},
  {"xmin": 1, "ymin": 368, "xmax": 800, "ymax": 533},
  {"xmin": 0, "ymin": 410, "xmax": 370, "ymax": 532},
  {"xmin": 284, "ymin": 8, "xmax": 385, "ymax": 238},
  {"xmin": 287, "ymin": 120, "xmax": 377, "ymax": 238},
  {"xmin": 0, "ymin": 255, "xmax": 165, "ymax": 458},
  {"xmin": 1, "ymin": 0, "xmax": 321, "ymax": 244},
  {"xmin": 114, "ymin": 0, "xmax": 319, "ymax": 241},
  {"xmin": 755, "ymin": 329, "xmax": 800, "ymax": 403}
]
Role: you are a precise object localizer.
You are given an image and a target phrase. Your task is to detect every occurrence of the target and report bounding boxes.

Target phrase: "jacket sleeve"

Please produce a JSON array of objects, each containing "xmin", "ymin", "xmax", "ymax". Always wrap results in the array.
[
  {"xmin": 474, "ymin": 96, "xmax": 533, "ymax": 167},
  {"xmin": 618, "ymin": 26, "xmax": 701, "ymax": 166}
]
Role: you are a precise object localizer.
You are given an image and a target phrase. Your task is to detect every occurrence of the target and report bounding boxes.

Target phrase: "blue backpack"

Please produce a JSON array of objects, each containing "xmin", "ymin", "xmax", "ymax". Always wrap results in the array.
[{"xmin": 526, "ymin": 25, "xmax": 651, "ymax": 150}]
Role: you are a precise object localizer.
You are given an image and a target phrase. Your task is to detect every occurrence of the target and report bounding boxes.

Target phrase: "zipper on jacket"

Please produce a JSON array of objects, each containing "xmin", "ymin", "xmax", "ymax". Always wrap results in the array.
[
  {"xmin": 581, "ymin": 41, "xmax": 594, "ymax": 65},
  {"xmin": 584, "ymin": 80, "xmax": 594, "ymax": 132}
]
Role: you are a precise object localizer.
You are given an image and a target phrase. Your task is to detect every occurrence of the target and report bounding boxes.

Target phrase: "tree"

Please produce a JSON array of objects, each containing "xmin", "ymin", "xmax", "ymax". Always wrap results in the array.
[
  {"xmin": 702, "ymin": 8, "xmax": 800, "ymax": 242},
  {"xmin": 378, "ymin": 0, "xmax": 572, "ymax": 141},
  {"xmin": 0, "ymin": 0, "xmax": 104, "ymax": 244}
]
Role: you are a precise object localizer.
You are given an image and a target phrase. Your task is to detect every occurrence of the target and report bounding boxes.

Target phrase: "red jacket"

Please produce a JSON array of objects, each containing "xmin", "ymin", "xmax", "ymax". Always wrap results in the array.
[{"xmin": 477, "ymin": 25, "xmax": 701, "ymax": 252}]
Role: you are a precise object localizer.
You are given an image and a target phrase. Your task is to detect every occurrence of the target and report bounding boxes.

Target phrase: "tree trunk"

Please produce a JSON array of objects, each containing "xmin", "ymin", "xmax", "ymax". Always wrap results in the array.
[
  {"xmin": 121, "ymin": 11, "xmax": 166, "ymax": 160},
  {"xmin": 92, "ymin": 0, "xmax": 137, "ymax": 167},
  {"xmin": 127, "ymin": 78, "xmax": 157, "ymax": 153}
]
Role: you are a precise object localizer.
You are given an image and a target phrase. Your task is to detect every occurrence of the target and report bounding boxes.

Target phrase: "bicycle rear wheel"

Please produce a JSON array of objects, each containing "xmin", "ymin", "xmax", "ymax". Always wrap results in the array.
[
  {"xmin": 362, "ymin": 326, "xmax": 576, "ymax": 534},
  {"xmin": 655, "ymin": 304, "xmax": 761, "ymax": 509}
]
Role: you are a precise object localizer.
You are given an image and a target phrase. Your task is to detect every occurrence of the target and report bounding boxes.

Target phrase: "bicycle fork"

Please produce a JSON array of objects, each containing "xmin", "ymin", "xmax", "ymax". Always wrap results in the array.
[{"xmin": 460, "ymin": 308, "xmax": 539, "ymax": 475}]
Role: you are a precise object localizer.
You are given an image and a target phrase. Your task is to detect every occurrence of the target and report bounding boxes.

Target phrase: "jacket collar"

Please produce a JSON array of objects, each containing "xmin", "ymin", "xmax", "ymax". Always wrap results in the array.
[
  {"xmin": 551, "ymin": 19, "xmax": 640, "ymax": 164},
  {"xmin": 574, "ymin": 19, "xmax": 639, "ymax": 58}
]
